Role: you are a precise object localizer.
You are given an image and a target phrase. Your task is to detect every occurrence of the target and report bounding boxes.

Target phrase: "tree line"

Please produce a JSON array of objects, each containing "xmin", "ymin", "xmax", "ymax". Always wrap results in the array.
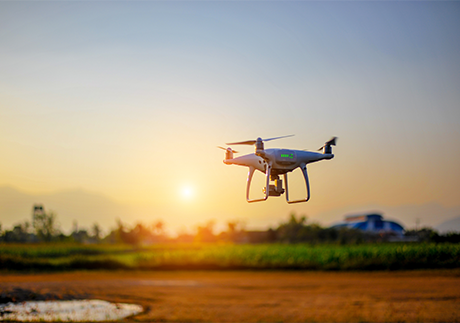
[{"xmin": 1, "ymin": 210, "xmax": 459, "ymax": 244}]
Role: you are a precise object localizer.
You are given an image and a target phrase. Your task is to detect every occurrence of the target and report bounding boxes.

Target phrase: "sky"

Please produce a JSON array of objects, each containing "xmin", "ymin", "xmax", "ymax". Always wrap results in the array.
[{"xmin": 1, "ymin": 1, "xmax": 459, "ymax": 233}]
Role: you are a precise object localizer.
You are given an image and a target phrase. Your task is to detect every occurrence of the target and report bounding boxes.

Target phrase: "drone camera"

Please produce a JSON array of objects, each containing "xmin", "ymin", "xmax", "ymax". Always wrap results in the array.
[
  {"xmin": 263, "ymin": 185, "xmax": 285, "ymax": 197},
  {"xmin": 263, "ymin": 177, "xmax": 285, "ymax": 197}
]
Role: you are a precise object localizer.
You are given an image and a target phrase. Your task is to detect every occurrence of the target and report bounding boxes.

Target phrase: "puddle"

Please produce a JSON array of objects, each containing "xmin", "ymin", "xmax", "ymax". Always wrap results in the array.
[{"xmin": 0, "ymin": 299, "xmax": 143, "ymax": 322}]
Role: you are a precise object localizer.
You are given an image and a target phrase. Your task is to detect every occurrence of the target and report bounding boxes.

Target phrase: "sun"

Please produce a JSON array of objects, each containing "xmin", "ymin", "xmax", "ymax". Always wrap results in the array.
[{"xmin": 180, "ymin": 185, "xmax": 194, "ymax": 200}]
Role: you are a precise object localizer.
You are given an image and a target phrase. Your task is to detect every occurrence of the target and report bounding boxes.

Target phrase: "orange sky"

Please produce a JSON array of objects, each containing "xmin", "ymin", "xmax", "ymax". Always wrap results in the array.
[{"xmin": 1, "ymin": 1, "xmax": 459, "ymax": 232}]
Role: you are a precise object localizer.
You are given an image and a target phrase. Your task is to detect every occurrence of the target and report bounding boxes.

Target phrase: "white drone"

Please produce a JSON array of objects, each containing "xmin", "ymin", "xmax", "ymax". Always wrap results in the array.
[{"xmin": 219, "ymin": 135, "xmax": 337, "ymax": 204}]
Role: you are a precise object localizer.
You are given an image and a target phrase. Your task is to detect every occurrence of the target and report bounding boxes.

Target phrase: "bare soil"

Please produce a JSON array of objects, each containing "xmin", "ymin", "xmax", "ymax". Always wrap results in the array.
[{"xmin": 1, "ymin": 270, "xmax": 459, "ymax": 322}]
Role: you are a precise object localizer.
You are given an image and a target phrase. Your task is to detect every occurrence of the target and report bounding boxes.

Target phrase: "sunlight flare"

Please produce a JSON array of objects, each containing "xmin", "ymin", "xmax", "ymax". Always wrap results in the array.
[{"xmin": 180, "ymin": 185, "xmax": 194, "ymax": 200}]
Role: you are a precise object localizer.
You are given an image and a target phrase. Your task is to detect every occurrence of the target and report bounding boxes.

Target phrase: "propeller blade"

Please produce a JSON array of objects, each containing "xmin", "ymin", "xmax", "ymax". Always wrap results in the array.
[
  {"xmin": 217, "ymin": 146, "xmax": 238, "ymax": 153},
  {"xmin": 226, "ymin": 140, "xmax": 256, "ymax": 146},
  {"xmin": 326, "ymin": 136, "xmax": 338, "ymax": 146},
  {"xmin": 318, "ymin": 137, "xmax": 338, "ymax": 150},
  {"xmin": 263, "ymin": 134, "xmax": 294, "ymax": 142},
  {"xmin": 227, "ymin": 135, "xmax": 294, "ymax": 146}
]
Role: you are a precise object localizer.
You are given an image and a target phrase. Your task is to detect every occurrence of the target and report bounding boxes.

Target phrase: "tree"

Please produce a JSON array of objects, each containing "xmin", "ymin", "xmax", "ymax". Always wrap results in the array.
[
  {"xmin": 276, "ymin": 213, "xmax": 367, "ymax": 244},
  {"xmin": 152, "ymin": 220, "xmax": 165, "ymax": 235},
  {"xmin": 92, "ymin": 223, "xmax": 102, "ymax": 241},
  {"xmin": 195, "ymin": 220, "xmax": 216, "ymax": 243},
  {"xmin": 3, "ymin": 221, "xmax": 35, "ymax": 243},
  {"xmin": 33, "ymin": 210, "xmax": 58, "ymax": 242},
  {"xmin": 276, "ymin": 213, "xmax": 308, "ymax": 243},
  {"xmin": 217, "ymin": 220, "xmax": 246, "ymax": 242}
]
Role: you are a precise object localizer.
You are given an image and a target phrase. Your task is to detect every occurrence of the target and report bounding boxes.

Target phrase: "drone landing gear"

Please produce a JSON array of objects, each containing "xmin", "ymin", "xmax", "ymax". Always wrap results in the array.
[
  {"xmin": 246, "ymin": 163, "xmax": 311, "ymax": 203},
  {"xmin": 284, "ymin": 163, "xmax": 310, "ymax": 204},
  {"xmin": 246, "ymin": 164, "xmax": 271, "ymax": 203}
]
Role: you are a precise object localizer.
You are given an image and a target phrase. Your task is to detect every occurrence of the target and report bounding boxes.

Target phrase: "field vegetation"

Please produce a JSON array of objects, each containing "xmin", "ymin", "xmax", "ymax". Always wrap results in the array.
[
  {"xmin": 1, "ymin": 242, "xmax": 459, "ymax": 271},
  {"xmin": 1, "ymin": 211, "xmax": 459, "ymax": 271}
]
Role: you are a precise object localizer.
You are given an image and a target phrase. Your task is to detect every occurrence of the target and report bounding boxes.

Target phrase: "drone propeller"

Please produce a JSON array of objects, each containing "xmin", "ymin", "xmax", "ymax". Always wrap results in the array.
[
  {"xmin": 217, "ymin": 146, "xmax": 238, "ymax": 153},
  {"xmin": 318, "ymin": 137, "xmax": 338, "ymax": 151},
  {"xmin": 226, "ymin": 135, "xmax": 294, "ymax": 146}
]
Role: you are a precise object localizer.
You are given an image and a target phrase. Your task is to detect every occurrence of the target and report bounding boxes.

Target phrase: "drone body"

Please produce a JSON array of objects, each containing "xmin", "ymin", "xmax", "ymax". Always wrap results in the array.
[{"xmin": 219, "ymin": 136, "xmax": 337, "ymax": 203}]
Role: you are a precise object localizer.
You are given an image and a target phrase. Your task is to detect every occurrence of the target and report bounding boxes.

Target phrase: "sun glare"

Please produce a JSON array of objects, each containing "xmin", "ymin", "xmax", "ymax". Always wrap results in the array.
[{"xmin": 181, "ymin": 185, "xmax": 194, "ymax": 200}]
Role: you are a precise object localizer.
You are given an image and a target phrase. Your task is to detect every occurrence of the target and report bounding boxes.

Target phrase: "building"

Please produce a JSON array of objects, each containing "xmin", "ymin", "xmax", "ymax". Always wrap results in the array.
[
  {"xmin": 331, "ymin": 213, "xmax": 405, "ymax": 237},
  {"xmin": 33, "ymin": 204, "xmax": 45, "ymax": 216}
]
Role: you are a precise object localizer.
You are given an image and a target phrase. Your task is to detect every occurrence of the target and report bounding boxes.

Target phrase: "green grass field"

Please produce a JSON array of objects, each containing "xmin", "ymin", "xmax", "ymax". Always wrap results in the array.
[{"xmin": 1, "ymin": 243, "xmax": 459, "ymax": 271}]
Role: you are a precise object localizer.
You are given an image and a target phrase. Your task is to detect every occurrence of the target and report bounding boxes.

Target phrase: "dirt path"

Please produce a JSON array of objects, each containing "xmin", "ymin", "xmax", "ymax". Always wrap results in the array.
[{"xmin": 1, "ymin": 270, "xmax": 459, "ymax": 322}]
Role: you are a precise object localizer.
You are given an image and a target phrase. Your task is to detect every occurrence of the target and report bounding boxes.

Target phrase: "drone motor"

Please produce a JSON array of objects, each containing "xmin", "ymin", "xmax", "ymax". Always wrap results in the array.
[
  {"xmin": 218, "ymin": 146, "xmax": 238, "ymax": 160},
  {"xmin": 318, "ymin": 137, "xmax": 338, "ymax": 154}
]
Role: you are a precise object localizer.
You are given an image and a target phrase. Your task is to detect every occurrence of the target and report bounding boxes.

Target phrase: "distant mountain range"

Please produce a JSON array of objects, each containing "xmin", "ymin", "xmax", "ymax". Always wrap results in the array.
[
  {"xmin": 1, "ymin": 186, "xmax": 460, "ymax": 233},
  {"xmin": 0, "ymin": 186, "xmax": 138, "ymax": 233},
  {"xmin": 436, "ymin": 216, "xmax": 460, "ymax": 233}
]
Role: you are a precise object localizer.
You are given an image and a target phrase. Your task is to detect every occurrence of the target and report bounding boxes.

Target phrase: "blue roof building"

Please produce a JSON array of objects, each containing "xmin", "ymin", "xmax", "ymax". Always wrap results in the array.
[{"xmin": 331, "ymin": 213, "xmax": 405, "ymax": 237}]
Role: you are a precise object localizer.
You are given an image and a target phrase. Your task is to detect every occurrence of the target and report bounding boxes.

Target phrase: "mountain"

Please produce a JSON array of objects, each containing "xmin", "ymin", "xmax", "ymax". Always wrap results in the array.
[
  {"xmin": 436, "ymin": 216, "xmax": 460, "ymax": 233},
  {"xmin": 0, "ymin": 186, "xmax": 139, "ymax": 233},
  {"xmin": 2, "ymin": 185, "xmax": 459, "ymax": 234}
]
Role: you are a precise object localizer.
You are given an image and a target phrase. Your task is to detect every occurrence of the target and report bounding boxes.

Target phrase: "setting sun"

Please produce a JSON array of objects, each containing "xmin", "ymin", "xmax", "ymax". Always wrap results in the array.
[{"xmin": 181, "ymin": 185, "xmax": 194, "ymax": 200}]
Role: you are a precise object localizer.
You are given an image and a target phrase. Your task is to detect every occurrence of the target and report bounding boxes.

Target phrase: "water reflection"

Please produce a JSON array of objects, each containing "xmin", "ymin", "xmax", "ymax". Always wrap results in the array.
[{"xmin": 0, "ymin": 299, "xmax": 143, "ymax": 321}]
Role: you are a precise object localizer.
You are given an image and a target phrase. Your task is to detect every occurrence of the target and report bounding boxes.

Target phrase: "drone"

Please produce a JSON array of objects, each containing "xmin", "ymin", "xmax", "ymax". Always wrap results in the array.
[{"xmin": 219, "ymin": 135, "xmax": 337, "ymax": 204}]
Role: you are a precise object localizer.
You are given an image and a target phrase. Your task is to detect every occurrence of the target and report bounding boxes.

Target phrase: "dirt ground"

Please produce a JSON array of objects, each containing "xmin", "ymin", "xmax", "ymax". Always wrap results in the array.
[{"xmin": 1, "ymin": 270, "xmax": 459, "ymax": 322}]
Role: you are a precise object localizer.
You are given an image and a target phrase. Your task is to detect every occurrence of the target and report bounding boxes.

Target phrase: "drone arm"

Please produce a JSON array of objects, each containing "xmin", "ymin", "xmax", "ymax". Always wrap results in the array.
[
  {"xmin": 284, "ymin": 163, "xmax": 310, "ymax": 204},
  {"xmin": 246, "ymin": 163, "xmax": 271, "ymax": 203}
]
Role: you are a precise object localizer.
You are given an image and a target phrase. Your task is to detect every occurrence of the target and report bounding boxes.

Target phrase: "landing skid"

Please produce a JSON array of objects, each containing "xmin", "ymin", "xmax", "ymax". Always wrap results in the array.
[{"xmin": 246, "ymin": 163, "xmax": 310, "ymax": 204}]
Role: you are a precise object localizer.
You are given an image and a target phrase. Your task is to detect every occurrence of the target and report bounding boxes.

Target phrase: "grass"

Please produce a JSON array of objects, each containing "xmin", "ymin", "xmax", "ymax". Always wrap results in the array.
[{"xmin": 0, "ymin": 242, "xmax": 459, "ymax": 271}]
